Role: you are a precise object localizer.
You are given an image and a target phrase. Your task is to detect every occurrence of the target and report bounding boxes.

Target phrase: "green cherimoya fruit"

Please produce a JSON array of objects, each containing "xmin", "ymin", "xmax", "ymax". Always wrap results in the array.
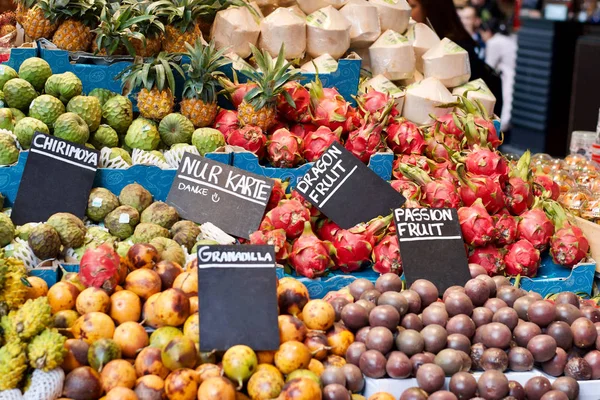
[
  {"xmin": 44, "ymin": 72, "xmax": 82, "ymax": 103},
  {"xmin": 28, "ymin": 223, "xmax": 61, "ymax": 260},
  {"xmin": 150, "ymin": 237, "xmax": 186, "ymax": 266},
  {"xmin": 27, "ymin": 328, "xmax": 67, "ymax": 371},
  {"xmin": 53, "ymin": 112, "xmax": 90, "ymax": 144},
  {"xmin": 108, "ymin": 147, "xmax": 132, "ymax": 165},
  {"xmin": 67, "ymin": 95, "xmax": 102, "ymax": 132},
  {"xmin": 14, "ymin": 117, "xmax": 49, "ymax": 149},
  {"xmin": 0, "ymin": 212, "xmax": 14, "ymax": 247},
  {"xmin": 159, "ymin": 113, "xmax": 194, "ymax": 147},
  {"xmin": 191, "ymin": 239, "xmax": 219, "ymax": 255},
  {"xmin": 90, "ymin": 124, "xmax": 118, "ymax": 149},
  {"xmin": 0, "ymin": 108, "xmax": 14, "ymax": 131},
  {"xmin": 104, "ymin": 205, "xmax": 140, "ymax": 240},
  {"xmin": 0, "ymin": 65, "xmax": 17, "ymax": 90},
  {"xmin": 28, "ymin": 94, "xmax": 66, "ymax": 130},
  {"xmin": 0, "ymin": 340, "xmax": 27, "ymax": 390},
  {"xmin": 46, "ymin": 212, "xmax": 86, "ymax": 248},
  {"xmin": 18, "ymin": 57, "xmax": 52, "ymax": 92},
  {"xmin": 3, "ymin": 78, "xmax": 37, "ymax": 111},
  {"xmin": 2, "ymin": 297, "xmax": 52, "ymax": 341},
  {"xmin": 140, "ymin": 201, "xmax": 179, "ymax": 229},
  {"xmin": 133, "ymin": 223, "xmax": 170, "ymax": 243},
  {"xmin": 87, "ymin": 187, "xmax": 119, "ymax": 222},
  {"xmin": 192, "ymin": 128, "xmax": 225, "ymax": 156},
  {"xmin": 171, "ymin": 220, "xmax": 200, "ymax": 251},
  {"xmin": 119, "ymin": 183, "xmax": 153, "ymax": 213},
  {"xmin": 150, "ymin": 150, "xmax": 166, "ymax": 162},
  {"xmin": 89, "ymin": 88, "xmax": 117, "ymax": 106},
  {"xmin": 0, "ymin": 134, "xmax": 19, "ymax": 166},
  {"xmin": 102, "ymin": 95, "xmax": 133, "ymax": 135},
  {"xmin": 10, "ymin": 109, "xmax": 25, "ymax": 124},
  {"xmin": 116, "ymin": 239, "xmax": 134, "ymax": 258},
  {"xmin": 15, "ymin": 222, "xmax": 36, "ymax": 241},
  {"xmin": 125, "ymin": 117, "xmax": 160, "ymax": 151}
]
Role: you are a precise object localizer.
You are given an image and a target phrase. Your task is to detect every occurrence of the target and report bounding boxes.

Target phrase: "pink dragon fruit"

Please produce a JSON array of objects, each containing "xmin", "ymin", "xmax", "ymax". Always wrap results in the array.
[
  {"xmin": 290, "ymin": 221, "xmax": 336, "ymax": 278},
  {"xmin": 266, "ymin": 128, "xmax": 303, "ymax": 167},
  {"xmin": 344, "ymin": 106, "xmax": 362, "ymax": 134},
  {"xmin": 545, "ymin": 200, "xmax": 589, "ymax": 267},
  {"xmin": 345, "ymin": 121, "xmax": 385, "ymax": 164},
  {"xmin": 398, "ymin": 163, "xmax": 461, "ymax": 208},
  {"xmin": 267, "ymin": 178, "xmax": 289, "ymax": 211},
  {"xmin": 430, "ymin": 160, "xmax": 458, "ymax": 184},
  {"xmin": 332, "ymin": 228, "xmax": 373, "ymax": 273},
  {"xmin": 392, "ymin": 154, "xmax": 431, "ymax": 179},
  {"xmin": 317, "ymin": 219, "xmax": 340, "ymax": 242},
  {"xmin": 290, "ymin": 190, "xmax": 320, "ymax": 219},
  {"xmin": 249, "ymin": 228, "xmax": 292, "ymax": 264},
  {"xmin": 457, "ymin": 166, "xmax": 505, "ymax": 215},
  {"xmin": 277, "ymin": 82, "xmax": 311, "ymax": 123},
  {"xmin": 391, "ymin": 178, "xmax": 422, "ymax": 201},
  {"xmin": 463, "ymin": 145, "xmax": 508, "ymax": 182},
  {"xmin": 424, "ymin": 134, "xmax": 453, "ymax": 161},
  {"xmin": 309, "ymin": 77, "xmax": 349, "ymax": 131},
  {"xmin": 267, "ymin": 120, "xmax": 290, "ymax": 137},
  {"xmin": 504, "ymin": 239, "xmax": 541, "ymax": 277},
  {"xmin": 213, "ymin": 109, "xmax": 239, "ymax": 140},
  {"xmin": 458, "ymin": 199, "xmax": 496, "ymax": 247},
  {"xmin": 372, "ymin": 234, "xmax": 402, "ymax": 275},
  {"xmin": 517, "ymin": 204, "xmax": 555, "ymax": 251},
  {"xmin": 303, "ymin": 126, "xmax": 341, "ymax": 162},
  {"xmin": 220, "ymin": 79, "xmax": 258, "ymax": 108},
  {"xmin": 469, "ymin": 245, "xmax": 505, "ymax": 276},
  {"xmin": 534, "ymin": 174, "xmax": 560, "ymax": 201},
  {"xmin": 386, "ymin": 119, "xmax": 426, "ymax": 155},
  {"xmin": 494, "ymin": 214, "xmax": 518, "ymax": 246},
  {"xmin": 475, "ymin": 117, "xmax": 501, "ymax": 149},
  {"xmin": 433, "ymin": 113, "xmax": 464, "ymax": 139},
  {"xmin": 356, "ymin": 89, "xmax": 391, "ymax": 117},
  {"xmin": 454, "ymin": 94, "xmax": 501, "ymax": 149},
  {"xmin": 79, "ymin": 244, "xmax": 121, "ymax": 292},
  {"xmin": 503, "ymin": 151, "xmax": 534, "ymax": 215},
  {"xmin": 290, "ymin": 123, "xmax": 318, "ymax": 140},
  {"xmin": 227, "ymin": 125, "xmax": 267, "ymax": 158},
  {"xmin": 260, "ymin": 199, "xmax": 311, "ymax": 240}
]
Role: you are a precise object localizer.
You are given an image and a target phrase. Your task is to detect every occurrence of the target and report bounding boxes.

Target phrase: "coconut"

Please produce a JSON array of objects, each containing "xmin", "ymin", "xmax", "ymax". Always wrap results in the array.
[
  {"xmin": 422, "ymin": 37, "xmax": 471, "ymax": 88},
  {"xmin": 259, "ymin": 8, "xmax": 307, "ymax": 59},
  {"xmin": 211, "ymin": 6, "xmax": 261, "ymax": 59},
  {"xmin": 362, "ymin": 74, "xmax": 405, "ymax": 114},
  {"xmin": 369, "ymin": 30, "xmax": 415, "ymax": 80},
  {"xmin": 452, "ymin": 78, "xmax": 496, "ymax": 116},
  {"xmin": 406, "ymin": 22, "xmax": 440, "ymax": 73},
  {"xmin": 400, "ymin": 69, "xmax": 424, "ymax": 86},
  {"xmin": 288, "ymin": 4, "xmax": 307, "ymax": 17},
  {"xmin": 253, "ymin": 0, "xmax": 279, "ymax": 16},
  {"xmin": 402, "ymin": 77, "xmax": 455, "ymax": 125},
  {"xmin": 306, "ymin": 6, "xmax": 352, "ymax": 59},
  {"xmin": 339, "ymin": 0, "xmax": 381, "ymax": 48},
  {"xmin": 351, "ymin": 47, "xmax": 371, "ymax": 70},
  {"xmin": 298, "ymin": 0, "xmax": 349, "ymax": 14},
  {"xmin": 300, "ymin": 54, "xmax": 339, "ymax": 73},
  {"xmin": 368, "ymin": 0, "xmax": 411, "ymax": 33}
]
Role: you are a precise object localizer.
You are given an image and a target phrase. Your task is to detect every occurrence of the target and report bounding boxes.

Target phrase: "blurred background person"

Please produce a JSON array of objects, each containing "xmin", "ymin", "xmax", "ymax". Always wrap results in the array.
[{"xmin": 457, "ymin": 5, "xmax": 487, "ymax": 58}]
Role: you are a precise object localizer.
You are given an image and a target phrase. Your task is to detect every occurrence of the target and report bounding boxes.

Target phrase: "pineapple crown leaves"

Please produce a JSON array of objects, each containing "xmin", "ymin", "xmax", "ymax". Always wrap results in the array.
[
  {"xmin": 163, "ymin": 0, "xmax": 224, "ymax": 32},
  {"xmin": 122, "ymin": 0, "xmax": 168, "ymax": 38},
  {"xmin": 117, "ymin": 51, "xmax": 184, "ymax": 95},
  {"xmin": 38, "ymin": 0, "xmax": 105, "ymax": 25},
  {"xmin": 240, "ymin": 44, "xmax": 301, "ymax": 110},
  {"xmin": 92, "ymin": 4, "xmax": 153, "ymax": 56},
  {"xmin": 181, "ymin": 39, "xmax": 228, "ymax": 104}
]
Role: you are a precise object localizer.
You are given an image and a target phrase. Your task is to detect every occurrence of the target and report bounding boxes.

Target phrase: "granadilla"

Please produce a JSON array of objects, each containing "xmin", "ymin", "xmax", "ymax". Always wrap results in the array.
[
  {"xmin": 517, "ymin": 201, "xmax": 555, "ymax": 251},
  {"xmin": 398, "ymin": 164, "xmax": 461, "ymax": 209},
  {"xmin": 317, "ymin": 219, "xmax": 340, "ymax": 242},
  {"xmin": 458, "ymin": 199, "xmax": 496, "ymax": 248},
  {"xmin": 503, "ymin": 151, "xmax": 534, "ymax": 215},
  {"xmin": 494, "ymin": 214, "xmax": 518, "ymax": 246},
  {"xmin": 545, "ymin": 200, "xmax": 590, "ymax": 267},
  {"xmin": 533, "ymin": 174, "xmax": 560, "ymax": 201},
  {"xmin": 303, "ymin": 126, "xmax": 341, "ymax": 162},
  {"xmin": 345, "ymin": 121, "xmax": 386, "ymax": 164},
  {"xmin": 392, "ymin": 154, "xmax": 431, "ymax": 179},
  {"xmin": 457, "ymin": 165, "xmax": 504, "ymax": 215},
  {"xmin": 372, "ymin": 234, "xmax": 402, "ymax": 275},
  {"xmin": 504, "ymin": 239, "xmax": 541, "ymax": 277},
  {"xmin": 267, "ymin": 179, "xmax": 289, "ymax": 211},
  {"xmin": 227, "ymin": 125, "xmax": 267, "ymax": 158},
  {"xmin": 290, "ymin": 123, "xmax": 318, "ymax": 140},
  {"xmin": 391, "ymin": 178, "xmax": 422, "ymax": 201},
  {"xmin": 260, "ymin": 199, "xmax": 310, "ymax": 240},
  {"xmin": 386, "ymin": 119, "xmax": 426, "ymax": 155},
  {"xmin": 266, "ymin": 128, "xmax": 303, "ymax": 167},
  {"xmin": 249, "ymin": 228, "xmax": 292, "ymax": 264},
  {"xmin": 309, "ymin": 76, "xmax": 349, "ymax": 132},
  {"xmin": 213, "ymin": 109, "xmax": 239, "ymax": 140},
  {"xmin": 290, "ymin": 221, "xmax": 336, "ymax": 278},
  {"xmin": 461, "ymin": 145, "xmax": 508, "ymax": 182},
  {"xmin": 433, "ymin": 113, "xmax": 464, "ymax": 139},
  {"xmin": 277, "ymin": 82, "xmax": 310, "ymax": 123},
  {"xmin": 469, "ymin": 245, "xmax": 505, "ymax": 276}
]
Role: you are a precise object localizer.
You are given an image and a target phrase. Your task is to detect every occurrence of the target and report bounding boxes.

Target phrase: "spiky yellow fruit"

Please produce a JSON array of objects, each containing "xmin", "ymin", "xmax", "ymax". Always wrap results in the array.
[
  {"xmin": 238, "ymin": 100, "xmax": 276, "ymax": 131},
  {"xmin": 2, "ymin": 297, "xmax": 52, "ymax": 341},
  {"xmin": 0, "ymin": 341, "xmax": 27, "ymax": 390},
  {"xmin": 137, "ymin": 88, "xmax": 174, "ymax": 121},
  {"xmin": 22, "ymin": 7, "xmax": 57, "ymax": 40},
  {"xmin": 180, "ymin": 98, "xmax": 218, "ymax": 128},
  {"xmin": 0, "ymin": 258, "xmax": 28, "ymax": 312},
  {"xmin": 163, "ymin": 24, "xmax": 201, "ymax": 54},
  {"xmin": 52, "ymin": 19, "xmax": 92, "ymax": 52},
  {"xmin": 27, "ymin": 328, "xmax": 67, "ymax": 371}
]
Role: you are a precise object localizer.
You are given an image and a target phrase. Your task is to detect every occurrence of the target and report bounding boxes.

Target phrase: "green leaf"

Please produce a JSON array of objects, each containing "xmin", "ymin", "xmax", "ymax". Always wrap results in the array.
[{"xmin": 282, "ymin": 90, "xmax": 295, "ymax": 109}]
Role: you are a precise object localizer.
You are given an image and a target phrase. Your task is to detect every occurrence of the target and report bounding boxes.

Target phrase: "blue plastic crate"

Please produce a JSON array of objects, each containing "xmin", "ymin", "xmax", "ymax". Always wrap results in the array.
[
  {"xmin": 30, "ymin": 267, "xmax": 59, "ymax": 287},
  {"xmin": 1, "ymin": 47, "xmax": 38, "ymax": 70}
]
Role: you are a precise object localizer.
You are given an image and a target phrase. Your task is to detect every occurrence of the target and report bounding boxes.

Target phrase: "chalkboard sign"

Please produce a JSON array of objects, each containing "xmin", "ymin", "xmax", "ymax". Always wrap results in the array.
[
  {"xmin": 11, "ymin": 132, "xmax": 99, "ymax": 225},
  {"xmin": 197, "ymin": 244, "xmax": 279, "ymax": 351},
  {"xmin": 394, "ymin": 207, "xmax": 471, "ymax": 294},
  {"xmin": 296, "ymin": 142, "xmax": 405, "ymax": 229},
  {"xmin": 166, "ymin": 153, "xmax": 274, "ymax": 239}
]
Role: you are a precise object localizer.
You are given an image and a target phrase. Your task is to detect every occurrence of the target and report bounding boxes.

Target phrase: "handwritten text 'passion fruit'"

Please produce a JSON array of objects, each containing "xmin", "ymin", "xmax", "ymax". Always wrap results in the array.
[{"xmin": 394, "ymin": 208, "xmax": 454, "ymax": 237}]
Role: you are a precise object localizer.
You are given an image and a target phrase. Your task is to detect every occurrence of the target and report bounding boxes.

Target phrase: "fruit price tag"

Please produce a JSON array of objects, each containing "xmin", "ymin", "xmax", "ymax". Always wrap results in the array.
[
  {"xmin": 166, "ymin": 152, "xmax": 274, "ymax": 239},
  {"xmin": 393, "ymin": 207, "xmax": 471, "ymax": 294},
  {"xmin": 197, "ymin": 244, "xmax": 279, "ymax": 351},
  {"xmin": 296, "ymin": 142, "xmax": 405, "ymax": 228},
  {"xmin": 11, "ymin": 132, "xmax": 99, "ymax": 225}
]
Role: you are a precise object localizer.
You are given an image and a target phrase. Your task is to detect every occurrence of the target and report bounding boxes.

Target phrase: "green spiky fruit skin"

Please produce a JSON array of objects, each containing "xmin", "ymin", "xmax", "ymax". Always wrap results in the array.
[
  {"xmin": 44, "ymin": 72, "xmax": 82, "ymax": 103},
  {"xmin": 0, "ymin": 133, "xmax": 18, "ymax": 166},
  {"xmin": 27, "ymin": 223, "xmax": 61, "ymax": 260},
  {"xmin": 119, "ymin": 183, "xmax": 153, "ymax": 213},
  {"xmin": 140, "ymin": 201, "xmax": 179, "ymax": 229},
  {"xmin": 47, "ymin": 212, "xmax": 86, "ymax": 248},
  {"xmin": 192, "ymin": 128, "xmax": 226, "ymax": 156},
  {"xmin": 28, "ymin": 95, "xmax": 66, "ymax": 130},
  {"xmin": 87, "ymin": 187, "xmax": 120, "ymax": 222},
  {"xmin": 18, "ymin": 58, "xmax": 52, "ymax": 92},
  {"xmin": 90, "ymin": 124, "xmax": 118, "ymax": 149},
  {"xmin": 89, "ymin": 88, "xmax": 117, "ymax": 106},
  {"xmin": 3, "ymin": 297, "xmax": 52, "ymax": 341},
  {"xmin": 150, "ymin": 237, "xmax": 186, "ymax": 266},
  {"xmin": 53, "ymin": 112, "xmax": 90, "ymax": 144},
  {"xmin": 0, "ymin": 65, "xmax": 17, "ymax": 90},
  {"xmin": 3, "ymin": 78, "xmax": 37, "ymax": 111},
  {"xmin": 0, "ymin": 341, "xmax": 27, "ymax": 390},
  {"xmin": 72, "ymin": 227, "xmax": 117, "ymax": 259},
  {"xmin": 15, "ymin": 223, "xmax": 36, "ymax": 241},
  {"xmin": 0, "ymin": 108, "xmax": 14, "ymax": 131},
  {"xmin": 159, "ymin": 113, "xmax": 194, "ymax": 147},
  {"xmin": 14, "ymin": 117, "xmax": 49, "ymax": 149},
  {"xmin": 27, "ymin": 328, "xmax": 67, "ymax": 371},
  {"xmin": 104, "ymin": 205, "xmax": 140, "ymax": 239},
  {"xmin": 102, "ymin": 95, "xmax": 133, "ymax": 135},
  {"xmin": 133, "ymin": 223, "xmax": 170, "ymax": 244},
  {"xmin": 0, "ymin": 258, "xmax": 27, "ymax": 311},
  {"xmin": 0, "ymin": 212, "xmax": 14, "ymax": 247},
  {"xmin": 108, "ymin": 147, "xmax": 132, "ymax": 165},
  {"xmin": 125, "ymin": 117, "xmax": 160, "ymax": 151},
  {"xmin": 67, "ymin": 95, "xmax": 102, "ymax": 132},
  {"xmin": 171, "ymin": 220, "xmax": 200, "ymax": 251}
]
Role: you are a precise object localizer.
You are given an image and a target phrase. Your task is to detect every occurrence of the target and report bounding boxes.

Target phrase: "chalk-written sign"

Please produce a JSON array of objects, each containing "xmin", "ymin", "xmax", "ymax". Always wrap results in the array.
[
  {"xmin": 166, "ymin": 153, "xmax": 274, "ymax": 239},
  {"xmin": 198, "ymin": 244, "xmax": 279, "ymax": 351},
  {"xmin": 394, "ymin": 208, "xmax": 471, "ymax": 294},
  {"xmin": 296, "ymin": 142, "xmax": 405, "ymax": 229},
  {"xmin": 12, "ymin": 132, "xmax": 99, "ymax": 225}
]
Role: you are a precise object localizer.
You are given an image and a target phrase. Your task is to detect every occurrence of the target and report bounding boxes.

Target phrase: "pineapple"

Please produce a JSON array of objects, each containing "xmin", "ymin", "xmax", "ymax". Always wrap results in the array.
[
  {"xmin": 92, "ymin": 4, "xmax": 150, "ymax": 56},
  {"xmin": 127, "ymin": 0, "xmax": 169, "ymax": 57},
  {"xmin": 49, "ymin": 0, "xmax": 104, "ymax": 52},
  {"xmin": 117, "ymin": 52, "xmax": 184, "ymax": 120},
  {"xmin": 180, "ymin": 38, "xmax": 228, "ymax": 128},
  {"xmin": 19, "ymin": 0, "xmax": 57, "ymax": 40},
  {"xmin": 236, "ymin": 45, "xmax": 301, "ymax": 131},
  {"xmin": 162, "ymin": 0, "xmax": 219, "ymax": 54}
]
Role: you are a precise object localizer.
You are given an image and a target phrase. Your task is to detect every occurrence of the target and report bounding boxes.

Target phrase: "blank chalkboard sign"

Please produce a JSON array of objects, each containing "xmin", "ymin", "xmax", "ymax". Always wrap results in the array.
[
  {"xmin": 394, "ymin": 208, "xmax": 471, "ymax": 294},
  {"xmin": 296, "ymin": 142, "xmax": 405, "ymax": 229},
  {"xmin": 198, "ymin": 245, "xmax": 279, "ymax": 351},
  {"xmin": 11, "ymin": 132, "xmax": 99, "ymax": 225}
]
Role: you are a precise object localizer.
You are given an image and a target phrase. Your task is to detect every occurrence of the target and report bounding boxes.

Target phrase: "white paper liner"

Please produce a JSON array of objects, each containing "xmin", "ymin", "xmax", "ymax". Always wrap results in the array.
[
  {"xmin": 99, "ymin": 147, "xmax": 130, "ymax": 169},
  {"xmin": 23, "ymin": 368, "xmax": 65, "ymax": 400},
  {"xmin": 199, "ymin": 222, "xmax": 236, "ymax": 245},
  {"xmin": 131, "ymin": 148, "xmax": 171, "ymax": 169},
  {"xmin": 0, "ymin": 390, "xmax": 23, "ymax": 400},
  {"xmin": 164, "ymin": 145, "xmax": 200, "ymax": 169},
  {"xmin": 4, "ymin": 238, "xmax": 41, "ymax": 271}
]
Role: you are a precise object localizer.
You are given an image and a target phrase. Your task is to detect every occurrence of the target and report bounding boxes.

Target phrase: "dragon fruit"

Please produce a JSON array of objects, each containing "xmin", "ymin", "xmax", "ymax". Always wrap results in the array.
[
  {"xmin": 213, "ymin": 109, "xmax": 239, "ymax": 140},
  {"xmin": 433, "ymin": 113, "xmax": 464, "ymax": 139},
  {"xmin": 220, "ymin": 79, "xmax": 258, "ymax": 108},
  {"xmin": 267, "ymin": 179, "xmax": 289, "ymax": 211},
  {"xmin": 356, "ymin": 89, "xmax": 390, "ymax": 116},
  {"xmin": 345, "ymin": 121, "xmax": 385, "ymax": 164},
  {"xmin": 391, "ymin": 178, "xmax": 422, "ymax": 201},
  {"xmin": 458, "ymin": 199, "xmax": 496, "ymax": 247},
  {"xmin": 454, "ymin": 94, "xmax": 501, "ymax": 149},
  {"xmin": 79, "ymin": 243, "xmax": 121, "ymax": 292},
  {"xmin": 462, "ymin": 145, "xmax": 508, "ymax": 182},
  {"xmin": 457, "ymin": 165, "xmax": 504, "ymax": 215},
  {"xmin": 430, "ymin": 160, "xmax": 458, "ymax": 184},
  {"xmin": 290, "ymin": 221, "xmax": 336, "ymax": 278},
  {"xmin": 317, "ymin": 219, "xmax": 340, "ymax": 242},
  {"xmin": 494, "ymin": 214, "xmax": 518, "ymax": 246},
  {"xmin": 534, "ymin": 174, "xmax": 560, "ymax": 201},
  {"xmin": 290, "ymin": 190, "xmax": 320, "ymax": 219},
  {"xmin": 249, "ymin": 228, "xmax": 292, "ymax": 264},
  {"xmin": 277, "ymin": 82, "xmax": 311, "ymax": 123},
  {"xmin": 475, "ymin": 116, "xmax": 501, "ymax": 149},
  {"xmin": 267, "ymin": 120, "xmax": 290, "ymax": 137},
  {"xmin": 309, "ymin": 77, "xmax": 349, "ymax": 131},
  {"xmin": 386, "ymin": 119, "xmax": 426, "ymax": 155},
  {"xmin": 392, "ymin": 154, "xmax": 431, "ymax": 179},
  {"xmin": 517, "ymin": 204, "xmax": 555, "ymax": 251},
  {"xmin": 372, "ymin": 234, "xmax": 402, "ymax": 275},
  {"xmin": 504, "ymin": 239, "xmax": 541, "ymax": 277},
  {"xmin": 227, "ymin": 125, "xmax": 267, "ymax": 158},
  {"xmin": 545, "ymin": 200, "xmax": 589, "ymax": 267},
  {"xmin": 260, "ymin": 199, "xmax": 311, "ymax": 240},
  {"xmin": 303, "ymin": 126, "xmax": 341, "ymax": 162},
  {"xmin": 290, "ymin": 123, "xmax": 318, "ymax": 140},
  {"xmin": 504, "ymin": 151, "xmax": 534, "ymax": 216},
  {"xmin": 424, "ymin": 133, "xmax": 454, "ymax": 161},
  {"xmin": 398, "ymin": 164, "xmax": 461, "ymax": 208},
  {"xmin": 266, "ymin": 128, "xmax": 303, "ymax": 167},
  {"xmin": 469, "ymin": 245, "xmax": 505, "ymax": 276}
]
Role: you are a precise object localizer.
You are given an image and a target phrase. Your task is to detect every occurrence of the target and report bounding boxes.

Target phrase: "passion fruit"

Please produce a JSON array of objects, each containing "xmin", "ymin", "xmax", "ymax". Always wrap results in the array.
[
  {"xmin": 552, "ymin": 377, "xmax": 579, "ymax": 400},
  {"xmin": 527, "ymin": 335, "xmax": 558, "ymax": 363},
  {"xmin": 542, "ymin": 347, "xmax": 568, "ymax": 377},
  {"xmin": 400, "ymin": 313, "xmax": 423, "ymax": 331},
  {"xmin": 472, "ymin": 307, "xmax": 494, "ymax": 328},
  {"xmin": 135, "ymin": 347, "xmax": 170, "ymax": 379},
  {"xmin": 410, "ymin": 280, "xmax": 439, "ymax": 308},
  {"xmin": 524, "ymin": 376, "xmax": 552, "ymax": 400},
  {"xmin": 564, "ymin": 356, "xmax": 592, "ymax": 380},
  {"xmin": 513, "ymin": 321, "xmax": 542, "ymax": 347},
  {"xmin": 399, "ymin": 289, "xmax": 422, "ymax": 314},
  {"xmin": 110, "ymin": 289, "xmax": 142, "ymax": 324},
  {"xmin": 528, "ymin": 300, "xmax": 557, "ymax": 327},
  {"xmin": 125, "ymin": 268, "xmax": 162, "ymax": 300},
  {"xmin": 415, "ymin": 363, "xmax": 445, "ymax": 393},
  {"xmin": 345, "ymin": 341, "xmax": 367, "ymax": 366},
  {"xmin": 434, "ymin": 348, "xmax": 463, "ymax": 376},
  {"xmin": 61, "ymin": 339, "xmax": 90, "ymax": 373},
  {"xmin": 359, "ymin": 349, "xmax": 386, "ymax": 379},
  {"xmin": 302, "ymin": 299, "xmax": 335, "ymax": 331},
  {"xmin": 480, "ymin": 347, "xmax": 508, "ymax": 372},
  {"xmin": 323, "ymin": 383, "xmax": 351, "ymax": 400},
  {"xmin": 447, "ymin": 334, "xmax": 471, "ymax": 354},
  {"xmin": 63, "ymin": 366, "xmax": 103, "ymax": 400},
  {"xmin": 547, "ymin": 321, "xmax": 574, "ymax": 351},
  {"xmin": 477, "ymin": 369, "xmax": 509, "ymax": 400},
  {"xmin": 101, "ymin": 359, "xmax": 137, "ymax": 392},
  {"xmin": 329, "ymin": 297, "xmax": 350, "ymax": 322},
  {"xmin": 422, "ymin": 304, "xmax": 449, "ymax": 327},
  {"xmin": 421, "ymin": 324, "xmax": 448, "ymax": 354},
  {"xmin": 349, "ymin": 279, "xmax": 375, "ymax": 300},
  {"xmin": 277, "ymin": 278, "xmax": 309, "ymax": 316},
  {"xmin": 386, "ymin": 350, "xmax": 412, "ymax": 380},
  {"xmin": 446, "ymin": 315, "xmax": 476, "ymax": 339},
  {"xmin": 395, "ymin": 329, "xmax": 424, "ymax": 357},
  {"xmin": 377, "ymin": 291, "xmax": 408, "ymax": 316},
  {"xmin": 375, "ymin": 273, "xmax": 403, "ymax": 293},
  {"xmin": 571, "ymin": 317, "xmax": 598, "ymax": 349},
  {"xmin": 492, "ymin": 307, "xmax": 518, "ymax": 330},
  {"xmin": 449, "ymin": 371, "xmax": 477, "ymax": 400},
  {"xmin": 342, "ymin": 363, "xmax": 364, "ymax": 392},
  {"xmin": 508, "ymin": 347, "xmax": 534, "ymax": 372},
  {"xmin": 321, "ymin": 366, "xmax": 346, "ymax": 386},
  {"xmin": 275, "ymin": 341, "xmax": 311, "ymax": 374},
  {"xmin": 464, "ymin": 278, "xmax": 490, "ymax": 307},
  {"xmin": 444, "ymin": 292, "xmax": 474, "ymax": 317},
  {"xmin": 400, "ymin": 387, "xmax": 429, "ymax": 400},
  {"xmin": 365, "ymin": 326, "xmax": 394, "ymax": 354},
  {"xmin": 304, "ymin": 330, "xmax": 329, "ymax": 360}
]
